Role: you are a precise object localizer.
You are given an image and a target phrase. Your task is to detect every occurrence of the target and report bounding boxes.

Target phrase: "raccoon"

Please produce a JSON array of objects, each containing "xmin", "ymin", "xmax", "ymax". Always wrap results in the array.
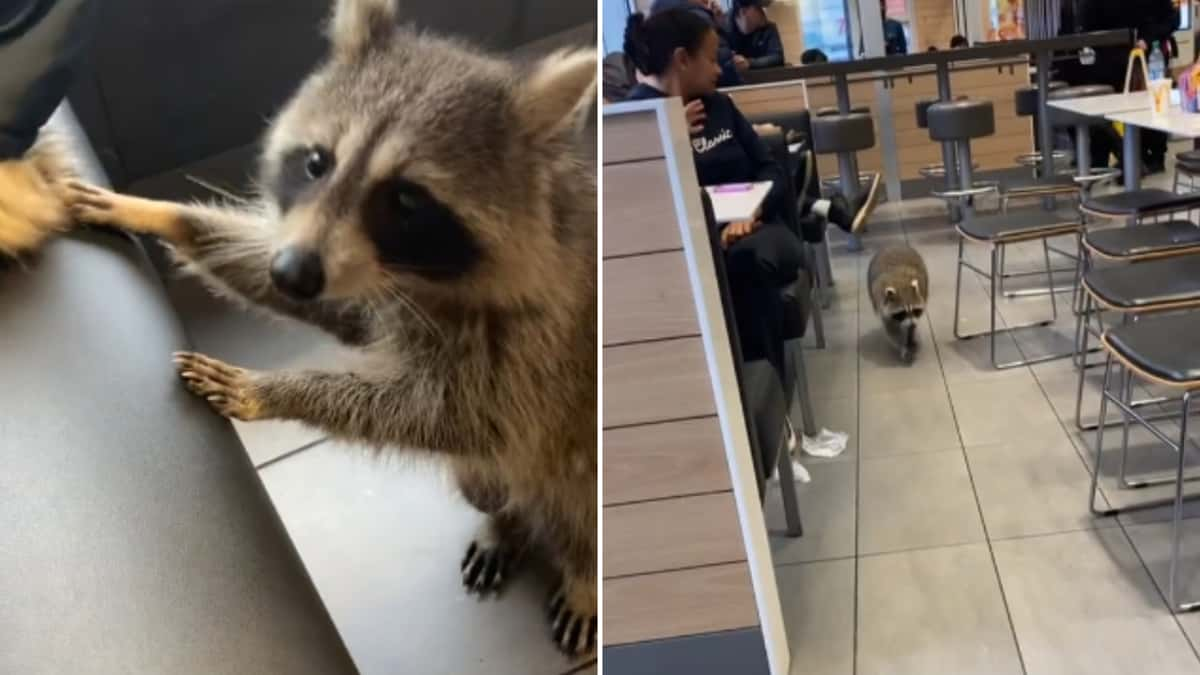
[
  {"xmin": 868, "ymin": 244, "xmax": 929, "ymax": 363},
  {"xmin": 0, "ymin": 132, "xmax": 76, "ymax": 264},
  {"xmin": 62, "ymin": 0, "xmax": 597, "ymax": 656}
]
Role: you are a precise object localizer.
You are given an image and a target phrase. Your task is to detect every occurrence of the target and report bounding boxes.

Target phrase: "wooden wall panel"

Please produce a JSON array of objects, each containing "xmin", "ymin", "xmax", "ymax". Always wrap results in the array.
[
  {"xmin": 604, "ymin": 562, "xmax": 760, "ymax": 645},
  {"xmin": 766, "ymin": 0, "xmax": 802, "ymax": 65},
  {"xmin": 603, "ymin": 159, "xmax": 683, "ymax": 258},
  {"xmin": 604, "ymin": 492, "xmax": 746, "ymax": 578},
  {"xmin": 603, "ymin": 251, "xmax": 699, "ymax": 346},
  {"xmin": 603, "ymin": 416, "xmax": 731, "ymax": 505},
  {"xmin": 605, "ymin": 110, "xmax": 665, "ymax": 164},
  {"xmin": 603, "ymin": 337, "xmax": 715, "ymax": 428}
]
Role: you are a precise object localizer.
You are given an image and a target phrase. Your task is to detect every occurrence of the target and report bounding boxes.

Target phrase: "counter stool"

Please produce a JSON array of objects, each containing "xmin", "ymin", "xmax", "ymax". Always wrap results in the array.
[
  {"xmin": 927, "ymin": 99, "xmax": 997, "ymax": 220},
  {"xmin": 1076, "ymin": 254, "xmax": 1200, "ymax": 433},
  {"xmin": 916, "ymin": 97, "xmax": 974, "ymax": 180},
  {"xmin": 1049, "ymin": 84, "xmax": 1121, "ymax": 190},
  {"xmin": 953, "ymin": 207, "xmax": 1082, "ymax": 369},
  {"xmin": 1089, "ymin": 311, "xmax": 1200, "ymax": 612},
  {"xmin": 815, "ymin": 107, "xmax": 877, "ymax": 194},
  {"xmin": 812, "ymin": 112, "xmax": 877, "ymax": 252},
  {"xmin": 1014, "ymin": 81, "xmax": 1070, "ymax": 168}
]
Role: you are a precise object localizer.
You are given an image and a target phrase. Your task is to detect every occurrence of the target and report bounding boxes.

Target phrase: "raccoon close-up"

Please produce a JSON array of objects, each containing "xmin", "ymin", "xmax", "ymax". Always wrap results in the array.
[
  {"xmin": 0, "ymin": 133, "xmax": 76, "ymax": 266},
  {"xmin": 60, "ymin": 0, "xmax": 597, "ymax": 656},
  {"xmin": 868, "ymin": 244, "xmax": 930, "ymax": 364}
]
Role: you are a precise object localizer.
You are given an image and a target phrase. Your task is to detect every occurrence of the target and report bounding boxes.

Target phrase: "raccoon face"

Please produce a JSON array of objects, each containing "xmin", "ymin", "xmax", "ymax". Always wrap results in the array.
[
  {"xmin": 880, "ymin": 279, "xmax": 926, "ymax": 332},
  {"xmin": 257, "ymin": 0, "xmax": 596, "ymax": 303}
]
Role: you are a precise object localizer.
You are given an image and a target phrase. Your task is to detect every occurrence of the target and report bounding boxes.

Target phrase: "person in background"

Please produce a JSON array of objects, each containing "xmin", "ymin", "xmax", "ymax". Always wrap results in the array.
[
  {"xmin": 950, "ymin": 34, "xmax": 969, "ymax": 49},
  {"xmin": 881, "ymin": 0, "xmax": 908, "ymax": 55},
  {"xmin": 727, "ymin": 0, "xmax": 784, "ymax": 69},
  {"xmin": 650, "ymin": 0, "xmax": 744, "ymax": 86},
  {"xmin": 800, "ymin": 47, "xmax": 828, "ymax": 64},
  {"xmin": 1075, "ymin": 0, "xmax": 1177, "ymax": 172},
  {"xmin": 623, "ymin": 8, "xmax": 877, "ymax": 379},
  {"xmin": 602, "ymin": 51, "xmax": 637, "ymax": 102}
]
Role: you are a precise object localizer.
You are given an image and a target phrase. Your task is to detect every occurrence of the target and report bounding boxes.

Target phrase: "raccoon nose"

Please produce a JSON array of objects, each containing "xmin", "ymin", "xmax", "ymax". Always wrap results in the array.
[{"xmin": 270, "ymin": 247, "xmax": 325, "ymax": 300}]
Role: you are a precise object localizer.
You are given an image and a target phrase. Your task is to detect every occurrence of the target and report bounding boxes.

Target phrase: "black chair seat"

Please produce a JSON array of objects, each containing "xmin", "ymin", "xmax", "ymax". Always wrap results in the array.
[
  {"xmin": 1001, "ymin": 173, "xmax": 1078, "ymax": 195},
  {"xmin": 1083, "ymin": 189, "xmax": 1200, "ymax": 217},
  {"xmin": 1083, "ymin": 255, "xmax": 1200, "ymax": 310},
  {"xmin": 957, "ymin": 208, "xmax": 1080, "ymax": 243},
  {"xmin": 1105, "ymin": 313, "xmax": 1200, "ymax": 384},
  {"xmin": 1177, "ymin": 150, "xmax": 1200, "ymax": 174},
  {"xmin": 1085, "ymin": 221, "xmax": 1200, "ymax": 259}
]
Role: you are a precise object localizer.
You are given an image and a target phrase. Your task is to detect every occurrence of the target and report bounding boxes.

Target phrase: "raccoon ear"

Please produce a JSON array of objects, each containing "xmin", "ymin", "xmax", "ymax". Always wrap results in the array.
[
  {"xmin": 884, "ymin": 286, "xmax": 897, "ymax": 301},
  {"xmin": 328, "ymin": 0, "xmax": 397, "ymax": 58},
  {"xmin": 516, "ymin": 49, "xmax": 598, "ymax": 141}
]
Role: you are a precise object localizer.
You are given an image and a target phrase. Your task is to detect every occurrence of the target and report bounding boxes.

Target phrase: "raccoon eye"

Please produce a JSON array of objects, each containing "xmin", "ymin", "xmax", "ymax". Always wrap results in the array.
[
  {"xmin": 305, "ymin": 148, "xmax": 332, "ymax": 180},
  {"xmin": 891, "ymin": 311, "xmax": 909, "ymax": 323},
  {"xmin": 393, "ymin": 187, "xmax": 422, "ymax": 212},
  {"xmin": 911, "ymin": 308, "xmax": 924, "ymax": 319}
]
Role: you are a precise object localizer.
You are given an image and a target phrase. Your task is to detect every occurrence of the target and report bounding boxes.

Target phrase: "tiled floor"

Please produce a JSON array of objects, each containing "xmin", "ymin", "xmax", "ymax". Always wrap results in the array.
[
  {"xmin": 176, "ymin": 278, "xmax": 592, "ymax": 675},
  {"xmin": 769, "ymin": 168, "xmax": 1200, "ymax": 675}
]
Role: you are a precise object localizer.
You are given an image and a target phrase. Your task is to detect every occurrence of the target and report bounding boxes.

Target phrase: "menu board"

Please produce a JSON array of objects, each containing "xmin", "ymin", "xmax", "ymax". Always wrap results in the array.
[{"xmin": 986, "ymin": 0, "xmax": 1025, "ymax": 42}]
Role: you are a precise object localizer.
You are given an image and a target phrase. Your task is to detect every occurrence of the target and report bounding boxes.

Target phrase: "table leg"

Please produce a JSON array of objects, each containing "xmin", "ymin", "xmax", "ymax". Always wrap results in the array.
[{"xmin": 1124, "ymin": 124, "xmax": 1142, "ymax": 191}]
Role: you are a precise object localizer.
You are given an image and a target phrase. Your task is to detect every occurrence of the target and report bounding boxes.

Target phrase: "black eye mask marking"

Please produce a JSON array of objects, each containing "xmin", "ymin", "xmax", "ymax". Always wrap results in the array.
[
  {"xmin": 364, "ymin": 178, "xmax": 482, "ymax": 280},
  {"xmin": 269, "ymin": 145, "xmax": 334, "ymax": 213}
]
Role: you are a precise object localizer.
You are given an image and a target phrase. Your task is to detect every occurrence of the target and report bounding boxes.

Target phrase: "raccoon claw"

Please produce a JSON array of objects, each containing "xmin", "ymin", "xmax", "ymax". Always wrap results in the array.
[
  {"xmin": 460, "ymin": 540, "xmax": 508, "ymax": 595},
  {"xmin": 173, "ymin": 351, "xmax": 264, "ymax": 421},
  {"xmin": 548, "ymin": 588, "xmax": 597, "ymax": 656},
  {"xmin": 62, "ymin": 180, "xmax": 116, "ymax": 225}
]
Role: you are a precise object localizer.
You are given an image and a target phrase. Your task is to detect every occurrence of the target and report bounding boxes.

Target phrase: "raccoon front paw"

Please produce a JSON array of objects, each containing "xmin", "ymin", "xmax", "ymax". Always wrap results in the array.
[
  {"xmin": 548, "ymin": 586, "xmax": 597, "ymax": 657},
  {"xmin": 61, "ymin": 181, "xmax": 117, "ymax": 225},
  {"xmin": 460, "ymin": 538, "xmax": 509, "ymax": 595},
  {"xmin": 173, "ymin": 351, "xmax": 265, "ymax": 421}
]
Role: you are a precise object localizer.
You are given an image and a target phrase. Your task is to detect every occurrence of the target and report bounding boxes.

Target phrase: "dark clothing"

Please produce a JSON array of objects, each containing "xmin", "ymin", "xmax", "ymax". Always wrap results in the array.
[
  {"xmin": 0, "ymin": 0, "xmax": 97, "ymax": 159},
  {"xmin": 627, "ymin": 83, "xmax": 787, "ymax": 223},
  {"xmin": 728, "ymin": 19, "xmax": 784, "ymax": 69},
  {"xmin": 626, "ymin": 82, "xmax": 804, "ymax": 377},
  {"xmin": 883, "ymin": 18, "xmax": 908, "ymax": 55},
  {"xmin": 649, "ymin": 0, "xmax": 744, "ymax": 86},
  {"xmin": 724, "ymin": 223, "xmax": 805, "ymax": 372},
  {"xmin": 1072, "ymin": 0, "xmax": 1176, "ymax": 167},
  {"xmin": 602, "ymin": 52, "xmax": 636, "ymax": 102}
]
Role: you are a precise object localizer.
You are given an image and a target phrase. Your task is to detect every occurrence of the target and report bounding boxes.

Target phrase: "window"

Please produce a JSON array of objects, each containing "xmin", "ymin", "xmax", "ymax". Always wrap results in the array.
[
  {"xmin": 603, "ymin": 0, "xmax": 633, "ymax": 55},
  {"xmin": 801, "ymin": 0, "xmax": 853, "ymax": 62}
]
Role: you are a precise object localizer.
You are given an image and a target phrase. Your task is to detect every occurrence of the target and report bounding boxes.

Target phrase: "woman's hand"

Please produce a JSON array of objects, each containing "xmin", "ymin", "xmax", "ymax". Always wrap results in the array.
[
  {"xmin": 720, "ymin": 218, "xmax": 760, "ymax": 249},
  {"xmin": 685, "ymin": 99, "xmax": 706, "ymax": 134}
]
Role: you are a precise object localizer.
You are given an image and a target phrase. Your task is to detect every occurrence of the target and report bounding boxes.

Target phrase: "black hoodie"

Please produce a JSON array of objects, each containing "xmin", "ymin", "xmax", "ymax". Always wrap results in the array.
[{"xmin": 626, "ymin": 83, "xmax": 786, "ymax": 223}]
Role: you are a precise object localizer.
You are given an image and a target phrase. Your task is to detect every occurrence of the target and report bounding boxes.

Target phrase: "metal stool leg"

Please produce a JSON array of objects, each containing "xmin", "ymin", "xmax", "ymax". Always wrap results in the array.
[
  {"xmin": 1170, "ymin": 392, "xmax": 1196, "ymax": 611},
  {"xmin": 1089, "ymin": 353, "xmax": 1116, "ymax": 516}
]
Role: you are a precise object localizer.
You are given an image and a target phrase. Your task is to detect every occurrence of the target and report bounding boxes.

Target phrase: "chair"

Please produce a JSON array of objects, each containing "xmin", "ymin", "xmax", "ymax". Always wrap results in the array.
[
  {"xmin": 1088, "ymin": 311, "xmax": 1200, "ymax": 612},
  {"xmin": 700, "ymin": 190, "xmax": 805, "ymax": 536}
]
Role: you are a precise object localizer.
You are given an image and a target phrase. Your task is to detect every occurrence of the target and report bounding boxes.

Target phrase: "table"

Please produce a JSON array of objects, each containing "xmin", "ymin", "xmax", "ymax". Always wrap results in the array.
[
  {"xmin": 1107, "ymin": 107, "xmax": 1200, "ymax": 190},
  {"xmin": 1048, "ymin": 92, "xmax": 1153, "ymax": 187}
]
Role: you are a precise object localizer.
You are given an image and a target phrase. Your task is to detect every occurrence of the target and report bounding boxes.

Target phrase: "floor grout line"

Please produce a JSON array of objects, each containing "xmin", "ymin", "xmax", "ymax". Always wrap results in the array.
[{"xmin": 921, "ymin": 217, "xmax": 1030, "ymax": 675}]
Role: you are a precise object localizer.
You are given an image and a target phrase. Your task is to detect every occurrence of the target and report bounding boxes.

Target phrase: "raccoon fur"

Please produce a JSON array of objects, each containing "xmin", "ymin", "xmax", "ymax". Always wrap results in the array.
[
  {"xmin": 0, "ymin": 132, "xmax": 77, "ymax": 264},
  {"xmin": 868, "ymin": 244, "xmax": 929, "ymax": 363},
  {"xmin": 63, "ymin": 0, "xmax": 597, "ymax": 656}
]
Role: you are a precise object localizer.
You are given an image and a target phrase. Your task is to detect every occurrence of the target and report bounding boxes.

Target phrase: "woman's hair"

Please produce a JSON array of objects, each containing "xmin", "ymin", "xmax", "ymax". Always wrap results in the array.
[
  {"xmin": 950, "ymin": 34, "xmax": 968, "ymax": 48},
  {"xmin": 623, "ymin": 9, "xmax": 714, "ymax": 77}
]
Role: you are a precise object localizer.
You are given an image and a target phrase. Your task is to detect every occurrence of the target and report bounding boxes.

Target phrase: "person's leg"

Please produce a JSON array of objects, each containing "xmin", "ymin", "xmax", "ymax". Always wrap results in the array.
[
  {"xmin": 1145, "ymin": 129, "xmax": 1168, "ymax": 174},
  {"xmin": 723, "ymin": 223, "xmax": 805, "ymax": 378}
]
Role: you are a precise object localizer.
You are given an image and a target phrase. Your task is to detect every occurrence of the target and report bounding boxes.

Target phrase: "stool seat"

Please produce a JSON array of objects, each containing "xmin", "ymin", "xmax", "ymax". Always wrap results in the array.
[
  {"xmin": 1084, "ymin": 221, "xmax": 1200, "ymax": 260},
  {"xmin": 957, "ymin": 208, "xmax": 1080, "ymax": 244},
  {"xmin": 1048, "ymin": 84, "xmax": 1116, "ymax": 127},
  {"xmin": 811, "ymin": 113, "xmax": 875, "ymax": 154},
  {"xmin": 927, "ymin": 100, "xmax": 995, "ymax": 142},
  {"xmin": 1104, "ymin": 312, "xmax": 1200, "ymax": 384},
  {"xmin": 1177, "ymin": 149, "xmax": 1200, "ymax": 174},
  {"xmin": 1083, "ymin": 254, "xmax": 1200, "ymax": 310},
  {"xmin": 1014, "ymin": 81, "xmax": 1069, "ymax": 116},
  {"xmin": 815, "ymin": 105, "xmax": 869, "ymax": 117},
  {"xmin": 1000, "ymin": 173, "xmax": 1078, "ymax": 197},
  {"xmin": 1083, "ymin": 189, "xmax": 1200, "ymax": 218},
  {"xmin": 916, "ymin": 98, "xmax": 937, "ymax": 129}
]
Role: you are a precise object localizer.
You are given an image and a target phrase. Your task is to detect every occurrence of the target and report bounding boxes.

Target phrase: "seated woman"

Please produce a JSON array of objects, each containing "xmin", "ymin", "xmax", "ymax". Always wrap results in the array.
[{"xmin": 622, "ymin": 8, "xmax": 876, "ymax": 378}]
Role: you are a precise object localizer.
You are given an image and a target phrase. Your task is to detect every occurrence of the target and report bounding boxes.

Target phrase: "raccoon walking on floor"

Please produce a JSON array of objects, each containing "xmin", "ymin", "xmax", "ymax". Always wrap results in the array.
[
  {"xmin": 868, "ymin": 244, "xmax": 929, "ymax": 363},
  {"xmin": 60, "ymin": 0, "xmax": 597, "ymax": 656}
]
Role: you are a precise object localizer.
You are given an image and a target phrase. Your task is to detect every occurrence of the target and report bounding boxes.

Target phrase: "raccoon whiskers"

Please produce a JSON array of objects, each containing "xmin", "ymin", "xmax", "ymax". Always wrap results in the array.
[{"xmin": 372, "ymin": 277, "xmax": 443, "ymax": 341}]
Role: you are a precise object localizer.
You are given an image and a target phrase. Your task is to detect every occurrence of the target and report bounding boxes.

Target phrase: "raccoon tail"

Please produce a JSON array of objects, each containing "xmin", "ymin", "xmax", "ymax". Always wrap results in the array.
[{"xmin": 0, "ymin": 132, "xmax": 79, "ymax": 262}]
